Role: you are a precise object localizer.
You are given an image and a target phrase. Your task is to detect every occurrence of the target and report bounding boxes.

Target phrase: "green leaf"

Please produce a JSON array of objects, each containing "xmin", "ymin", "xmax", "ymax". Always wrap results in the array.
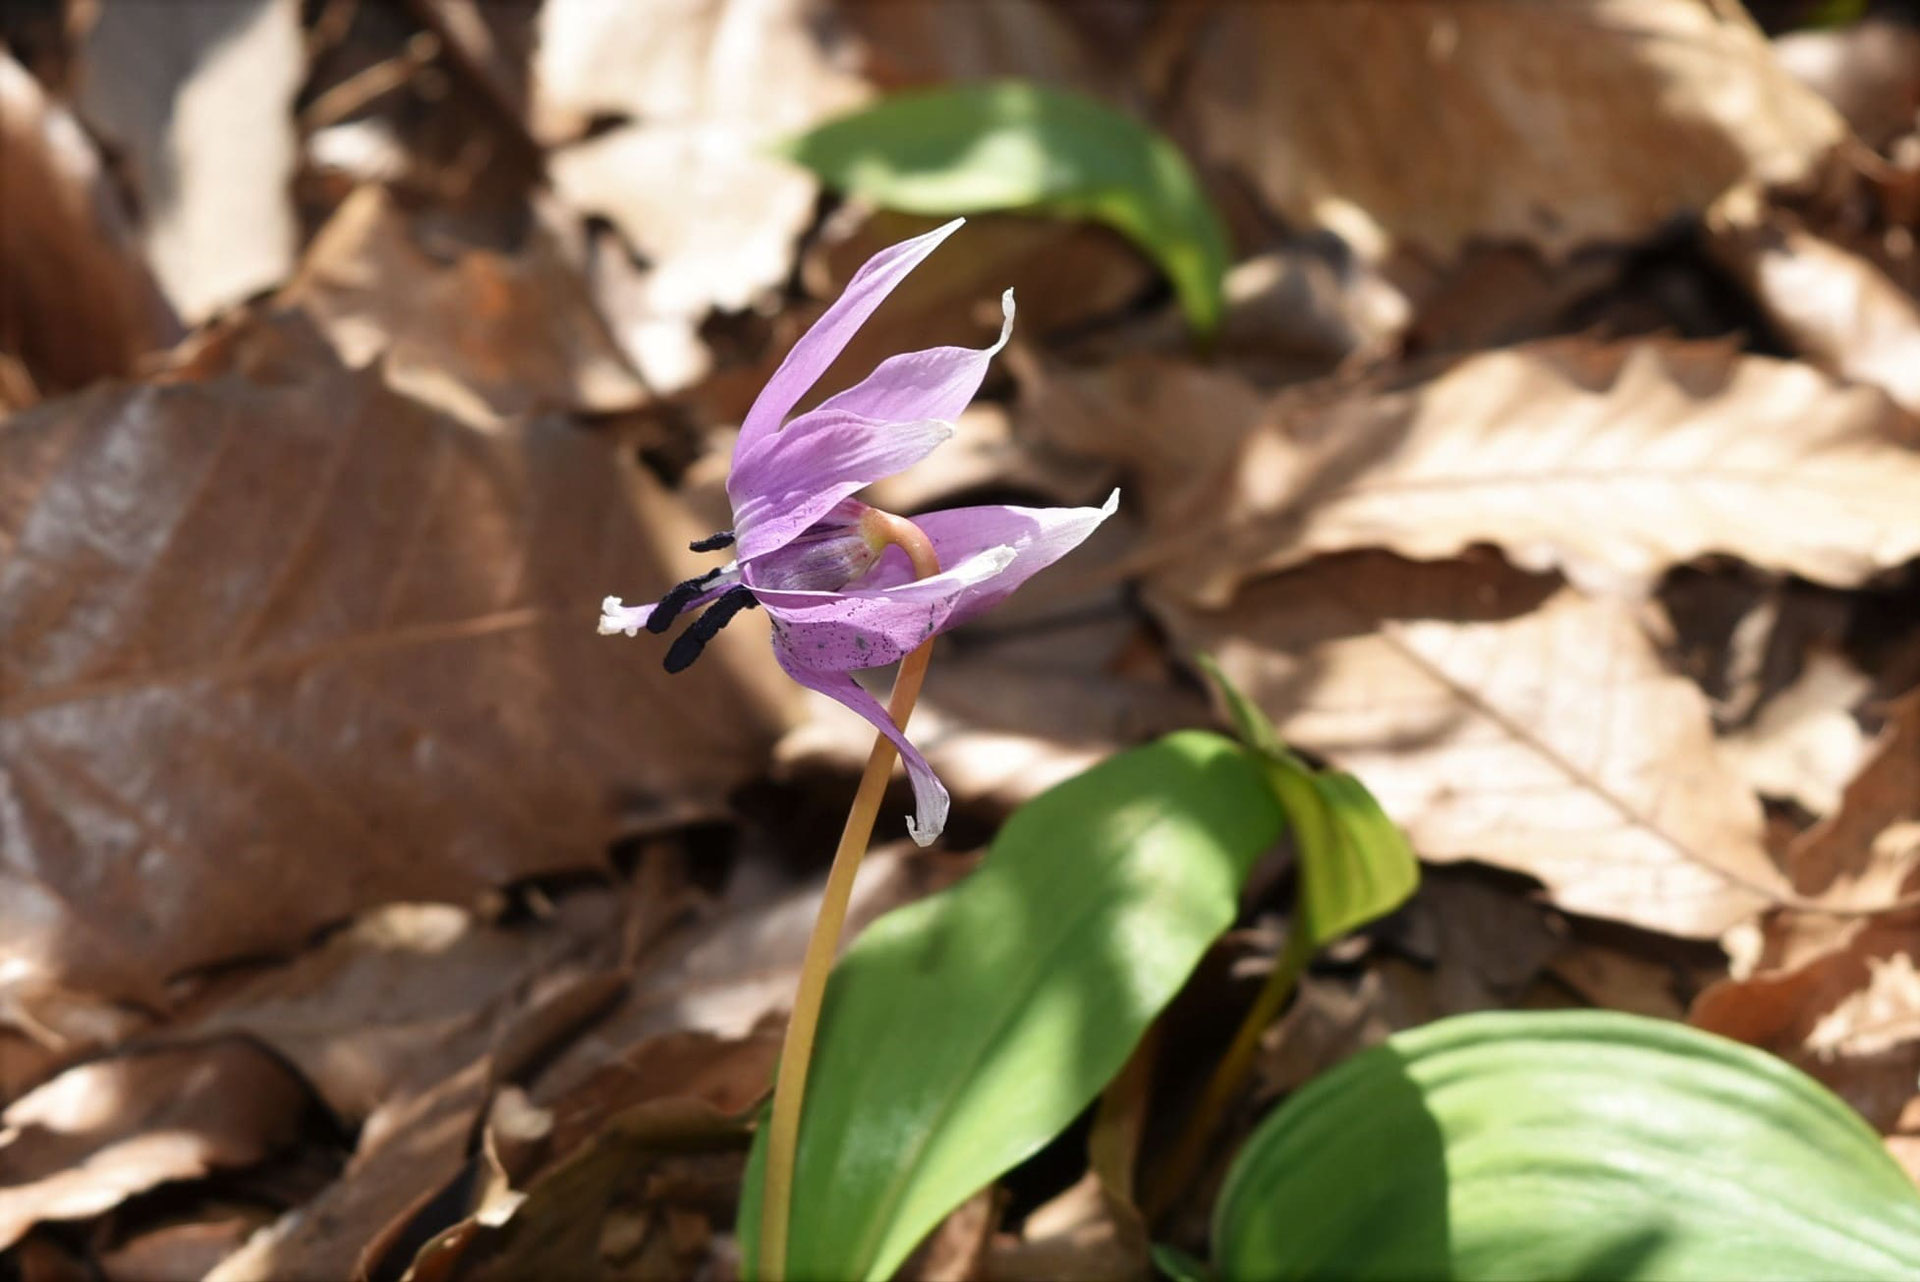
[
  {"xmin": 784, "ymin": 80, "xmax": 1231, "ymax": 335},
  {"xmin": 740, "ymin": 731, "xmax": 1284, "ymax": 1280},
  {"xmin": 1214, "ymin": 1010, "xmax": 1920, "ymax": 1281},
  {"xmin": 1196, "ymin": 654, "xmax": 1418, "ymax": 948}
]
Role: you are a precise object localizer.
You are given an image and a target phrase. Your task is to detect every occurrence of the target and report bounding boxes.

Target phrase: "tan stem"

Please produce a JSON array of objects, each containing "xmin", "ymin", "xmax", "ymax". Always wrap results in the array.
[{"xmin": 759, "ymin": 510, "xmax": 941, "ymax": 1281}]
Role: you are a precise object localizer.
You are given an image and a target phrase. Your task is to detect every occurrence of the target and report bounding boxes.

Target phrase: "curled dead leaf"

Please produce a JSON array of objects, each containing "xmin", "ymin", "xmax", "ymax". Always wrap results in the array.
[
  {"xmin": 1157, "ymin": 555, "xmax": 1786, "ymax": 938},
  {"xmin": 1026, "ymin": 338, "xmax": 1920, "ymax": 606}
]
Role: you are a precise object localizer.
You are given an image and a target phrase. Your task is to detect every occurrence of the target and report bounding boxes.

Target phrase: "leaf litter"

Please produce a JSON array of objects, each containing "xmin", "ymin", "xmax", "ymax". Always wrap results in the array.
[{"xmin": 5, "ymin": 0, "xmax": 1920, "ymax": 1275}]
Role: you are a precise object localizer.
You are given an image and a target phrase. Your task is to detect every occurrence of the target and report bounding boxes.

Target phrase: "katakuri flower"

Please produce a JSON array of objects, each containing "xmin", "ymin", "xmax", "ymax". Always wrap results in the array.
[{"xmin": 599, "ymin": 218, "xmax": 1116, "ymax": 847}]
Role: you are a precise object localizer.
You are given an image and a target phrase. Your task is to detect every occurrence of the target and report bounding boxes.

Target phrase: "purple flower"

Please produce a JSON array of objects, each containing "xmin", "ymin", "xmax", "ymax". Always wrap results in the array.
[{"xmin": 600, "ymin": 219, "xmax": 1116, "ymax": 846}]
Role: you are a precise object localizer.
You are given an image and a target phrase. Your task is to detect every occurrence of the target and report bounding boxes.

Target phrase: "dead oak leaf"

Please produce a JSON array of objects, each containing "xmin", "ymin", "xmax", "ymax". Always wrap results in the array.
[
  {"xmin": 280, "ymin": 185, "xmax": 647, "ymax": 427},
  {"xmin": 1710, "ymin": 219, "xmax": 1920, "ymax": 420},
  {"xmin": 1790, "ymin": 687, "xmax": 1920, "ymax": 904},
  {"xmin": 0, "ymin": 360, "xmax": 785, "ymax": 1010},
  {"xmin": 0, "ymin": 1039, "xmax": 313, "ymax": 1250},
  {"xmin": 533, "ymin": 0, "xmax": 870, "ymax": 392},
  {"xmin": 1175, "ymin": 0, "xmax": 1842, "ymax": 260},
  {"xmin": 170, "ymin": 892, "xmax": 625, "ymax": 1123},
  {"xmin": 1027, "ymin": 339, "xmax": 1920, "ymax": 606},
  {"xmin": 0, "ymin": 53, "xmax": 177, "ymax": 400},
  {"xmin": 72, "ymin": 0, "xmax": 303, "ymax": 322},
  {"xmin": 1157, "ymin": 554, "xmax": 1786, "ymax": 938}
]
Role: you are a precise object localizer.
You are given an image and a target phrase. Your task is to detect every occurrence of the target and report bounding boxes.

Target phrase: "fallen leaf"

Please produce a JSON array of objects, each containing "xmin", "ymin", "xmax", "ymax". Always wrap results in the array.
[
  {"xmin": 169, "ymin": 891, "xmax": 624, "ymax": 1122},
  {"xmin": 1720, "ymin": 648, "xmax": 1872, "ymax": 819},
  {"xmin": 846, "ymin": 0, "xmax": 1126, "ymax": 97},
  {"xmin": 280, "ymin": 186, "xmax": 648, "ymax": 426},
  {"xmin": 97, "ymin": 1215, "xmax": 267, "ymax": 1282},
  {"xmin": 1157, "ymin": 554, "xmax": 1786, "ymax": 938},
  {"xmin": 1025, "ymin": 339, "xmax": 1920, "ymax": 606},
  {"xmin": 1774, "ymin": 17, "xmax": 1920, "ymax": 150},
  {"xmin": 1174, "ymin": 0, "xmax": 1842, "ymax": 260},
  {"xmin": 533, "ymin": 0, "xmax": 870, "ymax": 391},
  {"xmin": 205, "ymin": 1058, "xmax": 489, "ymax": 1282},
  {"xmin": 983, "ymin": 1172, "xmax": 1145, "ymax": 1282},
  {"xmin": 0, "ymin": 53, "xmax": 177, "ymax": 399},
  {"xmin": 532, "ymin": 846, "xmax": 969, "ymax": 1077},
  {"xmin": 0, "ymin": 1040, "xmax": 314, "ymax": 1249},
  {"xmin": 1694, "ymin": 905, "xmax": 1920, "ymax": 1130},
  {"xmin": 1690, "ymin": 688, "xmax": 1920, "ymax": 1130},
  {"xmin": 1789, "ymin": 687, "xmax": 1920, "ymax": 902},
  {"xmin": 0, "ymin": 355, "xmax": 786, "ymax": 1009},
  {"xmin": 72, "ymin": 0, "xmax": 302, "ymax": 322},
  {"xmin": 1709, "ymin": 219, "xmax": 1920, "ymax": 417}
]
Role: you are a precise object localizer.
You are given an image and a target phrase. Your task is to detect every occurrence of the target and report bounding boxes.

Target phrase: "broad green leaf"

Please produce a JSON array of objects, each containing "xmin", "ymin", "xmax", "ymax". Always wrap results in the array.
[
  {"xmin": 784, "ymin": 80, "xmax": 1230, "ymax": 335},
  {"xmin": 740, "ymin": 731, "xmax": 1284, "ymax": 1280},
  {"xmin": 1215, "ymin": 1010, "xmax": 1920, "ymax": 1281},
  {"xmin": 1198, "ymin": 654, "xmax": 1418, "ymax": 947}
]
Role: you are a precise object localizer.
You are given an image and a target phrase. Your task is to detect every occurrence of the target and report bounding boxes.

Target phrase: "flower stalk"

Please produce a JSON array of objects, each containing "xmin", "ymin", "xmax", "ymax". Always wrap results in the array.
[{"xmin": 759, "ymin": 512, "xmax": 942, "ymax": 1282}]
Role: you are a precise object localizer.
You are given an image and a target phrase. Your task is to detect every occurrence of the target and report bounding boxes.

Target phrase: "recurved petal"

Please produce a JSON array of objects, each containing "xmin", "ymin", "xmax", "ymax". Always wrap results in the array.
[
  {"xmin": 815, "ymin": 289, "xmax": 1014, "ymax": 426},
  {"xmin": 772, "ymin": 644, "xmax": 951, "ymax": 847},
  {"xmin": 868, "ymin": 489, "xmax": 1121, "ymax": 611},
  {"xmin": 735, "ymin": 218, "xmax": 965, "ymax": 455},
  {"xmin": 750, "ymin": 491, "xmax": 1119, "ymax": 672},
  {"xmin": 729, "ymin": 412, "xmax": 952, "ymax": 561},
  {"xmin": 752, "ymin": 544, "xmax": 1018, "ymax": 668}
]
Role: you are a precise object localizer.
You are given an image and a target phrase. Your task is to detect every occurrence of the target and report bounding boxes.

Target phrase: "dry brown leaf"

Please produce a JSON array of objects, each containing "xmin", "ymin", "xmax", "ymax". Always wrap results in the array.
[
  {"xmin": 532, "ymin": 846, "xmax": 968, "ymax": 1078},
  {"xmin": 1719, "ymin": 649, "xmax": 1871, "ymax": 819},
  {"xmin": 169, "ymin": 891, "xmax": 624, "ymax": 1122},
  {"xmin": 1710, "ymin": 219, "xmax": 1920, "ymax": 416},
  {"xmin": 1789, "ymin": 688, "xmax": 1920, "ymax": 902},
  {"xmin": 1158, "ymin": 555, "xmax": 1786, "ymax": 937},
  {"xmin": 281, "ymin": 186, "xmax": 647, "ymax": 426},
  {"xmin": 533, "ymin": 0, "xmax": 870, "ymax": 392},
  {"xmin": 1693, "ymin": 688, "xmax": 1920, "ymax": 1141},
  {"xmin": 983, "ymin": 1172, "xmax": 1147, "ymax": 1282},
  {"xmin": 97, "ymin": 1216, "xmax": 267, "ymax": 1282},
  {"xmin": 1694, "ymin": 905, "xmax": 1920, "ymax": 1130},
  {"xmin": 1774, "ymin": 18, "xmax": 1920, "ymax": 150},
  {"xmin": 206, "ymin": 1057, "xmax": 489, "ymax": 1282},
  {"xmin": 0, "ymin": 1040, "xmax": 313, "ymax": 1249},
  {"xmin": 1026, "ymin": 339, "xmax": 1920, "ymax": 606},
  {"xmin": 846, "ymin": 0, "xmax": 1127, "ymax": 97},
  {"xmin": 385, "ymin": 1029, "xmax": 779, "ymax": 1281},
  {"xmin": 1175, "ymin": 0, "xmax": 1842, "ymax": 260},
  {"xmin": 72, "ymin": 0, "xmax": 302, "ymax": 322},
  {"xmin": 0, "ymin": 356, "xmax": 786, "ymax": 1009},
  {"xmin": 0, "ymin": 53, "xmax": 177, "ymax": 400}
]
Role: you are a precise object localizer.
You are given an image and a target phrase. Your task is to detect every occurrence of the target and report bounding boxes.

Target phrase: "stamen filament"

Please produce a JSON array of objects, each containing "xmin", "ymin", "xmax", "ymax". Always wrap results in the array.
[{"xmin": 759, "ymin": 510, "xmax": 941, "ymax": 1282}]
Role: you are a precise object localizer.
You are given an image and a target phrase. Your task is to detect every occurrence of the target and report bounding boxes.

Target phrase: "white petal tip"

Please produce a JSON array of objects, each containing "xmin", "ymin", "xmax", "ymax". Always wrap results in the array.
[
  {"xmin": 905, "ymin": 817, "xmax": 940, "ymax": 848},
  {"xmin": 1099, "ymin": 488, "xmax": 1120, "ymax": 516},
  {"xmin": 988, "ymin": 289, "xmax": 1016, "ymax": 356}
]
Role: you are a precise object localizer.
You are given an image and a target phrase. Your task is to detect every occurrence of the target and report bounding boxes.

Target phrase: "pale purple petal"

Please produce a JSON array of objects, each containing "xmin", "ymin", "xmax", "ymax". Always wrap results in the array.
[
  {"xmin": 750, "ymin": 491, "xmax": 1119, "ymax": 671},
  {"xmin": 735, "ymin": 218, "xmax": 965, "ymax": 456},
  {"xmin": 751, "ymin": 545, "xmax": 1019, "ymax": 669},
  {"xmin": 815, "ymin": 288, "xmax": 1014, "ymax": 425},
  {"xmin": 729, "ymin": 411, "xmax": 952, "ymax": 561},
  {"xmin": 773, "ymin": 642, "xmax": 950, "ymax": 846}
]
